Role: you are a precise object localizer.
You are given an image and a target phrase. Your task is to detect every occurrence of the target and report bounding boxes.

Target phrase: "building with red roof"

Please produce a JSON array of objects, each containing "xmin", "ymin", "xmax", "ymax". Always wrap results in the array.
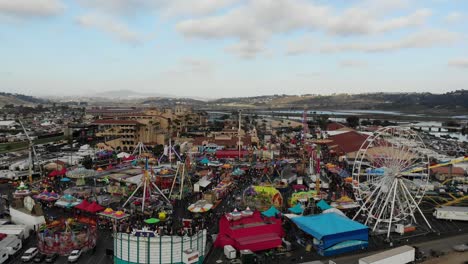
[
  {"xmin": 326, "ymin": 122, "xmax": 347, "ymax": 131},
  {"xmin": 327, "ymin": 131, "xmax": 369, "ymax": 157},
  {"xmin": 431, "ymin": 166, "xmax": 465, "ymax": 181}
]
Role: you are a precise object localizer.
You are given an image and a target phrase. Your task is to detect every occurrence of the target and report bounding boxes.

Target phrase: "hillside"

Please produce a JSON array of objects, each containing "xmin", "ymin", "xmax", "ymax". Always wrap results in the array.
[
  {"xmin": 208, "ymin": 90, "xmax": 468, "ymax": 114},
  {"xmin": 0, "ymin": 92, "xmax": 48, "ymax": 106}
]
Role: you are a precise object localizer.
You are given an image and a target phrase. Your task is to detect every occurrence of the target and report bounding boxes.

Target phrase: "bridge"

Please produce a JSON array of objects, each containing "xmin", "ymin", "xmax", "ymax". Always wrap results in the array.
[{"xmin": 401, "ymin": 124, "xmax": 463, "ymax": 132}]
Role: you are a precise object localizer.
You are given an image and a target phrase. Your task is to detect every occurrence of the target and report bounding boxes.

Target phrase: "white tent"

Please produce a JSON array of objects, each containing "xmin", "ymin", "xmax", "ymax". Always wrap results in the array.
[{"xmin": 117, "ymin": 152, "xmax": 131, "ymax": 159}]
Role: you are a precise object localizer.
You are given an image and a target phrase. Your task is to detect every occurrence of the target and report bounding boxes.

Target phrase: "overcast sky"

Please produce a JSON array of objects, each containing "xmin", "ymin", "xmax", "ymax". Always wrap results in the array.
[{"xmin": 1, "ymin": 0, "xmax": 468, "ymax": 98}]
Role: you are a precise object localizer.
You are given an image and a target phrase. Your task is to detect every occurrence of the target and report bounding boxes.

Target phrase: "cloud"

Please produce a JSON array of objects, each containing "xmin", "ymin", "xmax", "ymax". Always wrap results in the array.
[
  {"xmin": 448, "ymin": 58, "xmax": 468, "ymax": 68},
  {"xmin": 163, "ymin": 58, "xmax": 215, "ymax": 75},
  {"xmin": 287, "ymin": 29, "xmax": 461, "ymax": 54},
  {"xmin": 76, "ymin": 0, "xmax": 238, "ymax": 17},
  {"xmin": 161, "ymin": 0, "xmax": 240, "ymax": 18},
  {"xmin": 445, "ymin": 12, "xmax": 463, "ymax": 23},
  {"xmin": 76, "ymin": 0, "xmax": 155, "ymax": 16},
  {"xmin": 76, "ymin": 13, "xmax": 144, "ymax": 44},
  {"xmin": 339, "ymin": 60, "xmax": 368, "ymax": 68},
  {"xmin": 0, "ymin": 0, "xmax": 64, "ymax": 18},
  {"xmin": 225, "ymin": 40, "xmax": 267, "ymax": 59},
  {"xmin": 176, "ymin": 0, "xmax": 431, "ymax": 57},
  {"xmin": 181, "ymin": 58, "xmax": 214, "ymax": 73}
]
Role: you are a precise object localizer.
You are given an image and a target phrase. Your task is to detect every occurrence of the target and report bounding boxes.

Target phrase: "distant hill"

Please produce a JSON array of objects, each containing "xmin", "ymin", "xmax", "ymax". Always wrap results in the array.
[
  {"xmin": 93, "ymin": 89, "xmax": 174, "ymax": 99},
  {"xmin": 208, "ymin": 90, "xmax": 468, "ymax": 114},
  {"xmin": 141, "ymin": 97, "xmax": 205, "ymax": 107},
  {"xmin": 0, "ymin": 92, "xmax": 48, "ymax": 106}
]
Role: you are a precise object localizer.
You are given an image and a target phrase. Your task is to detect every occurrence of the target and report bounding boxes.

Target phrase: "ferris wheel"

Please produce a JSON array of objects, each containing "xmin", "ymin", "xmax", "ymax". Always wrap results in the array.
[{"xmin": 352, "ymin": 126, "xmax": 432, "ymax": 238}]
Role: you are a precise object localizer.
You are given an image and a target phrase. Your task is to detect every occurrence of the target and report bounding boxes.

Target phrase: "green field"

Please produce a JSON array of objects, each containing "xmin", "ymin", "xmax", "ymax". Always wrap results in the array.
[{"xmin": 0, "ymin": 135, "xmax": 66, "ymax": 154}]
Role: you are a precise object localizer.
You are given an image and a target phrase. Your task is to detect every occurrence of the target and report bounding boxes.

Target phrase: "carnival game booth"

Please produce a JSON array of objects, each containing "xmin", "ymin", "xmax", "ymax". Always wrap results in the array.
[
  {"xmin": 291, "ymin": 213, "xmax": 368, "ymax": 256},
  {"xmin": 289, "ymin": 190, "xmax": 317, "ymax": 207},
  {"xmin": 243, "ymin": 186, "xmax": 283, "ymax": 211},
  {"xmin": 13, "ymin": 181, "xmax": 31, "ymax": 198},
  {"xmin": 213, "ymin": 179, "xmax": 233, "ymax": 200},
  {"xmin": 215, "ymin": 210, "xmax": 284, "ymax": 252},
  {"xmin": 55, "ymin": 194, "xmax": 82, "ymax": 209},
  {"xmin": 37, "ymin": 217, "xmax": 97, "ymax": 256}
]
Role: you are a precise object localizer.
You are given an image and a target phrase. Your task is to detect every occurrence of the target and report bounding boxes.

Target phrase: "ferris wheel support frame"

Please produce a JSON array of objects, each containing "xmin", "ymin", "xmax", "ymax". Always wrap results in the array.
[{"xmin": 352, "ymin": 126, "xmax": 433, "ymax": 238}]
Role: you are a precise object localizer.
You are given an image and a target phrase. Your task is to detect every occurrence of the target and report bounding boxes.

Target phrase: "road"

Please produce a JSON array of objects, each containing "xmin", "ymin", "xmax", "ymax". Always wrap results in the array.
[{"xmin": 330, "ymin": 233, "xmax": 468, "ymax": 264}]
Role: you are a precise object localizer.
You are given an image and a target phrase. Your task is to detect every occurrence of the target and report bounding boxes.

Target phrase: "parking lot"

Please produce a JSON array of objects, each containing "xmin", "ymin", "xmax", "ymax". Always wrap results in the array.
[{"xmin": 5, "ymin": 228, "xmax": 114, "ymax": 264}]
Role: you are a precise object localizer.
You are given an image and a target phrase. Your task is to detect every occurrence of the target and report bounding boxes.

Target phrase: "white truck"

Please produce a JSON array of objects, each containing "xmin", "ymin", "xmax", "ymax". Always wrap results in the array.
[
  {"xmin": 359, "ymin": 245, "xmax": 415, "ymax": 264},
  {"xmin": 0, "ymin": 235, "xmax": 22, "ymax": 256},
  {"xmin": 0, "ymin": 248, "xmax": 8, "ymax": 264},
  {"xmin": 433, "ymin": 206, "xmax": 468, "ymax": 221},
  {"xmin": 0, "ymin": 225, "xmax": 29, "ymax": 240}
]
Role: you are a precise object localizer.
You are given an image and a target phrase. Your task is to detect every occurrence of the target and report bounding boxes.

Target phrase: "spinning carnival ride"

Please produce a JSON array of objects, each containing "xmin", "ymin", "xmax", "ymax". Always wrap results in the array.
[{"xmin": 352, "ymin": 127, "xmax": 432, "ymax": 238}]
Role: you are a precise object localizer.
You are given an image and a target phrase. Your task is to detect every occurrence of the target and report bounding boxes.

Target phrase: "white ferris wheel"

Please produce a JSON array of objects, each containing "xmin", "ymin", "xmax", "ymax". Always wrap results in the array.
[{"xmin": 352, "ymin": 126, "xmax": 432, "ymax": 238}]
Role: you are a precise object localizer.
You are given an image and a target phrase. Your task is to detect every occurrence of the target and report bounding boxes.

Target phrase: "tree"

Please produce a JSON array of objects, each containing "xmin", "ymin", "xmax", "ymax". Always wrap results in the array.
[
  {"xmin": 82, "ymin": 155, "xmax": 93, "ymax": 169},
  {"xmin": 153, "ymin": 144, "xmax": 165, "ymax": 156},
  {"xmin": 360, "ymin": 119, "xmax": 372, "ymax": 126},
  {"xmin": 317, "ymin": 115, "xmax": 329, "ymax": 130},
  {"xmin": 346, "ymin": 116, "xmax": 360, "ymax": 128},
  {"xmin": 372, "ymin": 119, "xmax": 382, "ymax": 126}
]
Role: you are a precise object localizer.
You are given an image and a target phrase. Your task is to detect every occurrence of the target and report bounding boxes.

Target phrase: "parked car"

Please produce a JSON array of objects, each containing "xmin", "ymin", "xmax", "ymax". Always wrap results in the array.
[
  {"xmin": 45, "ymin": 253, "xmax": 59, "ymax": 263},
  {"xmin": 67, "ymin": 249, "xmax": 81, "ymax": 263},
  {"xmin": 33, "ymin": 253, "xmax": 46, "ymax": 263},
  {"xmin": 453, "ymin": 243, "xmax": 468, "ymax": 252},
  {"xmin": 21, "ymin": 247, "xmax": 39, "ymax": 262}
]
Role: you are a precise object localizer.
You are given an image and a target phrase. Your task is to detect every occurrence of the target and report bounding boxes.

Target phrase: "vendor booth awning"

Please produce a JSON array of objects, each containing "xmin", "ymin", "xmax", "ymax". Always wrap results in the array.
[
  {"xmin": 196, "ymin": 177, "xmax": 211, "ymax": 188},
  {"xmin": 215, "ymin": 211, "xmax": 284, "ymax": 252},
  {"xmin": 75, "ymin": 200, "xmax": 90, "ymax": 211},
  {"xmin": 291, "ymin": 213, "xmax": 368, "ymax": 256},
  {"xmin": 261, "ymin": 206, "xmax": 280, "ymax": 218},
  {"xmin": 288, "ymin": 203, "xmax": 303, "ymax": 214},
  {"xmin": 85, "ymin": 201, "xmax": 105, "ymax": 213},
  {"xmin": 215, "ymin": 150, "xmax": 249, "ymax": 159},
  {"xmin": 317, "ymin": 200, "xmax": 332, "ymax": 211}
]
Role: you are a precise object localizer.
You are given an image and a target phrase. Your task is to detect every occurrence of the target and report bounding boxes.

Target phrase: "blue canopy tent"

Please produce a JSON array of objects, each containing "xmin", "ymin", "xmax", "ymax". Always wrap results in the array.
[
  {"xmin": 288, "ymin": 203, "xmax": 303, "ymax": 214},
  {"xmin": 317, "ymin": 200, "xmax": 332, "ymax": 211},
  {"xmin": 200, "ymin": 158, "xmax": 210, "ymax": 165},
  {"xmin": 262, "ymin": 206, "xmax": 280, "ymax": 218},
  {"xmin": 292, "ymin": 213, "xmax": 368, "ymax": 256},
  {"xmin": 232, "ymin": 168, "xmax": 245, "ymax": 176}
]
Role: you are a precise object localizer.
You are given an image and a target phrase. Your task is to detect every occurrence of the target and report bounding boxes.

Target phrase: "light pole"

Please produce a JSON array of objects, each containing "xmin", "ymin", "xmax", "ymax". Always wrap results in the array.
[{"xmin": 238, "ymin": 110, "xmax": 242, "ymax": 160}]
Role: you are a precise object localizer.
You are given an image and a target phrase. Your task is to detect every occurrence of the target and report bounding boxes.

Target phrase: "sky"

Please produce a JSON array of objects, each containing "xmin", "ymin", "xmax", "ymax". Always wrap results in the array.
[{"xmin": 1, "ymin": 0, "xmax": 468, "ymax": 99}]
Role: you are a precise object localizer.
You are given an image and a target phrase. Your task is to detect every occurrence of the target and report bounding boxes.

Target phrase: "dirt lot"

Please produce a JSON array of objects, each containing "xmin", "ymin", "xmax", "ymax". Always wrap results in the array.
[{"xmin": 422, "ymin": 251, "xmax": 468, "ymax": 264}]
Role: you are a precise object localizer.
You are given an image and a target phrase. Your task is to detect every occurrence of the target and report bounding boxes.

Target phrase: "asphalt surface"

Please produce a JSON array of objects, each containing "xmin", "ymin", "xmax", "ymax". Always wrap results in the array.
[
  {"xmin": 205, "ymin": 196, "xmax": 468, "ymax": 264},
  {"xmin": 3, "ymin": 179, "xmax": 468, "ymax": 264},
  {"xmin": 4, "ymin": 221, "xmax": 114, "ymax": 264},
  {"xmin": 1, "ymin": 183, "xmax": 114, "ymax": 264}
]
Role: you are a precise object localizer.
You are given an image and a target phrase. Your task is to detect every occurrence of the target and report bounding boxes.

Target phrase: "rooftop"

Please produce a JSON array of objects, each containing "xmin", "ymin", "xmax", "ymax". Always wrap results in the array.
[
  {"xmin": 91, "ymin": 120, "xmax": 141, "ymax": 125},
  {"xmin": 431, "ymin": 166, "xmax": 465, "ymax": 175}
]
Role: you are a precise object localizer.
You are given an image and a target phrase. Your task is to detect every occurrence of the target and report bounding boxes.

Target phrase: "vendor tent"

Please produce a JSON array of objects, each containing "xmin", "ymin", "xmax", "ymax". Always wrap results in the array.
[
  {"xmin": 232, "ymin": 168, "xmax": 245, "ymax": 176},
  {"xmin": 323, "ymin": 208, "xmax": 346, "ymax": 217},
  {"xmin": 317, "ymin": 200, "xmax": 332, "ymax": 211},
  {"xmin": 117, "ymin": 152, "xmax": 131, "ymax": 158},
  {"xmin": 196, "ymin": 177, "xmax": 211, "ymax": 188},
  {"xmin": 48, "ymin": 168, "xmax": 67, "ymax": 177},
  {"xmin": 288, "ymin": 203, "xmax": 303, "ymax": 214},
  {"xmin": 215, "ymin": 211, "xmax": 284, "ymax": 252},
  {"xmin": 144, "ymin": 218, "xmax": 160, "ymax": 224},
  {"xmin": 292, "ymin": 213, "xmax": 368, "ymax": 256},
  {"xmin": 262, "ymin": 206, "xmax": 280, "ymax": 218},
  {"xmin": 75, "ymin": 200, "xmax": 91, "ymax": 211},
  {"xmin": 85, "ymin": 201, "xmax": 105, "ymax": 213}
]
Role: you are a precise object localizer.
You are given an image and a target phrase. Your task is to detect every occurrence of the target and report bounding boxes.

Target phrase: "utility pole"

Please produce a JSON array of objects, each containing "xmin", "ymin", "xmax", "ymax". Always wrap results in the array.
[{"xmin": 238, "ymin": 110, "xmax": 242, "ymax": 159}]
